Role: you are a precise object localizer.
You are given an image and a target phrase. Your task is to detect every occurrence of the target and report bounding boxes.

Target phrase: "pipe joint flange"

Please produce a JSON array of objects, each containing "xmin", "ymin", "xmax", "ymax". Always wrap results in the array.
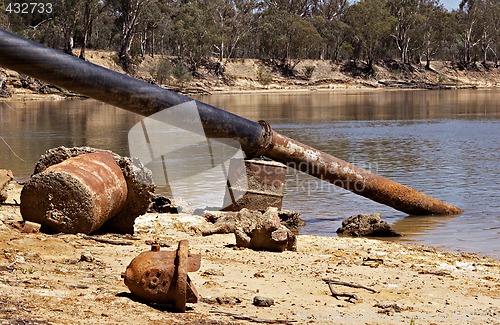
[{"xmin": 255, "ymin": 120, "xmax": 273, "ymax": 158}]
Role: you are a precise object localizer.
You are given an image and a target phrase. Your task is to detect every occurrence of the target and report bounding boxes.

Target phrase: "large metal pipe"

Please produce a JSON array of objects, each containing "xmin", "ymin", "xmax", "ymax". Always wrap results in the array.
[
  {"xmin": 0, "ymin": 29, "xmax": 463, "ymax": 215},
  {"xmin": 0, "ymin": 29, "xmax": 267, "ymax": 157},
  {"xmin": 264, "ymin": 130, "xmax": 462, "ymax": 215}
]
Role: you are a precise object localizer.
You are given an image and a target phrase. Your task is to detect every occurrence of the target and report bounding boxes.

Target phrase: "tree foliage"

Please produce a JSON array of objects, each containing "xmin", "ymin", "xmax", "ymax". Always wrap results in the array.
[{"xmin": 2, "ymin": 0, "xmax": 498, "ymax": 73}]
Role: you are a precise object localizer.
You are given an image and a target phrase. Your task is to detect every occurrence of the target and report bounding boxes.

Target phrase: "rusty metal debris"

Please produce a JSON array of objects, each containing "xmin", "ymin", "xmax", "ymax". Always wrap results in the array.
[
  {"xmin": 122, "ymin": 240, "xmax": 201, "ymax": 312},
  {"xmin": 21, "ymin": 152, "xmax": 128, "ymax": 234},
  {"xmin": 20, "ymin": 147, "xmax": 154, "ymax": 234},
  {"xmin": 264, "ymin": 130, "xmax": 464, "ymax": 216},
  {"xmin": 223, "ymin": 158, "xmax": 286, "ymax": 211}
]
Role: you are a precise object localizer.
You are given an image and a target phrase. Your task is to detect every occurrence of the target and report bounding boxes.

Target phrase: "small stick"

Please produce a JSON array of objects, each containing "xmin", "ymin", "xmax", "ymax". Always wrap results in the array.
[
  {"xmin": 325, "ymin": 283, "xmax": 359, "ymax": 303},
  {"xmin": 323, "ymin": 279, "xmax": 377, "ymax": 293},
  {"xmin": 210, "ymin": 310, "xmax": 296, "ymax": 324},
  {"xmin": 82, "ymin": 235, "xmax": 133, "ymax": 246},
  {"xmin": 0, "ymin": 136, "xmax": 26, "ymax": 162}
]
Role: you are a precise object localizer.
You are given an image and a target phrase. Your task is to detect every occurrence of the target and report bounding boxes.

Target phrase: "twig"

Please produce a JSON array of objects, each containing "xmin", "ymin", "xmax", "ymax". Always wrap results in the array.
[
  {"xmin": 82, "ymin": 235, "xmax": 133, "ymax": 246},
  {"xmin": 0, "ymin": 136, "xmax": 26, "ymax": 162},
  {"xmin": 210, "ymin": 311, "xmax": 296, "ymax": 324},
  {"xmin": 322, "ymin": 279, "xmax": 378, "ymax": 293},
  {"xmin": 325, "ymin": 283, "xmax": 359, "ymax": 303},
  {"xmin": 0, "ymin": 102, "xmax": 18, "ymax": 112}
]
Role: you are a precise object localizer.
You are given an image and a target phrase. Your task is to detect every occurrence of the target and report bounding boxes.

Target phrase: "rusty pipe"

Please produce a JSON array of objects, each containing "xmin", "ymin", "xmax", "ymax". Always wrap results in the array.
[
  {"xmin": 264, "ymin": 130, "xmax": 463, "ymax": 215},
  {"xmin": 0, "ymin": 29, "xmax": 463, "ymax": 215}
]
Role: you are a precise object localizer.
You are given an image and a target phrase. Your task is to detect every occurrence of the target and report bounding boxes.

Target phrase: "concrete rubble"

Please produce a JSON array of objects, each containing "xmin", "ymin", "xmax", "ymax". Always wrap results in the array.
[
  {"xmin": 234, "ymin": 208, "xmax": 297, "ymax": 252},
  {"xmin": 0, "ymin": 169, "xmax": 13, "ymax": 202},
  {"xmin": 336, "ymin": 213, "xmax": 401, "ymax": 237}
]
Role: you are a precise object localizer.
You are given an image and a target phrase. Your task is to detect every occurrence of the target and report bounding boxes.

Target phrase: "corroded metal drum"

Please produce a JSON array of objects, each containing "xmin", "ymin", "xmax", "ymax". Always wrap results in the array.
[
  {"xmin": 20, "ymin": 152, "xmax": 128, "ymax": 234},
  {"xmin": 223, "ymin": 158, "xmax": 287, "ymax": 211}
]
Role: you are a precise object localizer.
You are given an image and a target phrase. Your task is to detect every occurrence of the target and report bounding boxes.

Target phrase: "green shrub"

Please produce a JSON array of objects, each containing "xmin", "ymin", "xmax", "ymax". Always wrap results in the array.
[
  {"xmin": 257, "ymin": 67, "xmax": 273, "ymax": 85},
  {"xmin": 438, "ymin": 74, "xmax": 447, "ymax": 84},
  {"xmin": 153, "ymin": 59, "xmax": 173, "ymax": 84},
  {"xmin": 303, "ymin": 65, "xmax": 315, "ymax": 80},
  {"xmin": 173, "ymin": 63, "xmax": 193, "ymax": 84}
]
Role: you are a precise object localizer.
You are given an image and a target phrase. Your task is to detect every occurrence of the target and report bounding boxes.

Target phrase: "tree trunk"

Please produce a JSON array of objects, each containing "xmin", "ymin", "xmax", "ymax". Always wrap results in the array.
[
  {"xmin": 119, "ymin": 32, "xmax": 135, "ymax": 72},
  {"xmin": 118, "ymin": 1, "xmax": 143, "ymax": 72},
  {"xmin": 151, "ymin": 29, "xmax": 154, "ymax": 58},
  {"xmin": 79, "ymin": 1, "xmax": 94, "ymax": 60},
  {"xmin": 63, "ymin": 27, "xmax": 74, "ymax": 55}
]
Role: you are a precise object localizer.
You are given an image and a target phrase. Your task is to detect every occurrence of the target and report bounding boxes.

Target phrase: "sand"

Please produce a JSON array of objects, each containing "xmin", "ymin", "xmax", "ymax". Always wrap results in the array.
[{"xmin": 1, "ymin": 182, "xmax": 499, "ymax": 324}]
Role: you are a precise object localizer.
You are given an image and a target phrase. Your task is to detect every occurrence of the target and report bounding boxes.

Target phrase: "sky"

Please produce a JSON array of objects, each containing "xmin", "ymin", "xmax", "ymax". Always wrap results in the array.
[{"xmin": 439, "ymin": 0, "xmax": 462, "ymax": 11}]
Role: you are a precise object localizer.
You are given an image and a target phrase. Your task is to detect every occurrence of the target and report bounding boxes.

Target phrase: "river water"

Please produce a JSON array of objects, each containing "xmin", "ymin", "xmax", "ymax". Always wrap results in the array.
[{"xmin": 1, "ymin": 89, "xmax": 499, "ymax": 258}]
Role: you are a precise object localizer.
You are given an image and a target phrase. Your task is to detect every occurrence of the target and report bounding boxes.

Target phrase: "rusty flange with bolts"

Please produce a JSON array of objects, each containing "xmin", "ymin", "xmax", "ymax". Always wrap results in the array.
[{"xmin": 122, "ymin": 240, "xmax": 201, "ymax": 312}]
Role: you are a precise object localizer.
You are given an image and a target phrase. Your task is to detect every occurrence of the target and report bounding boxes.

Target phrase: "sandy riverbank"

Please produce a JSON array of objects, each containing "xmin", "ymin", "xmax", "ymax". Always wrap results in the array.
[
  {"xmin": 1, "ymin": 54, "xmax": 499, "ymax": 102},
  {"xmin": 1, "ymin": 182, "xmax": 499, "ymax": 324}
]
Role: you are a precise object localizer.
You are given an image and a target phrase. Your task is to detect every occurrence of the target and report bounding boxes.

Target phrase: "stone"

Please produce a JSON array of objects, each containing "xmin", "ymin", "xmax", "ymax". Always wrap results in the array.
[
  {"xmin": 253, "ymin": 295, "xmax": 274, "ymax": 307},
  {"xmin": 149, "ymin": 195, "xmax": 194, "ymax": 214},
  {"xmin": 22, "ymin": 221, "xmax": 41, "ymax": 234},
  {"xmin": 0, "ymin": 221, "xmax": 10, "ymax": 232},
  {"xmin": 336, "ymin": 213, "xmax": 401, "ymax": 237},
  {"xmin": 200, "ymin": 207, "xmax": 302, "ymax": 238},
  {"xmin": 201, "ymin": 269, "xmax": 225, "ymax": 277},
  {"xmin": 234, "ymin": 207, "xmax": 297, "ymax": 252},
  {"xmin": 79, "ymin": 252, "xmax": 95, "ymax": 263},
  {"xmin": 277, "ymin": 209, "xmax": 305, "ymax": 232},
  {"xmin": 0, "ymin": 169, "xmax": 13, "ymax": 202},
  {"xmin": 201, "ymin": 296, "xmax": 241, "ymax": 305}
]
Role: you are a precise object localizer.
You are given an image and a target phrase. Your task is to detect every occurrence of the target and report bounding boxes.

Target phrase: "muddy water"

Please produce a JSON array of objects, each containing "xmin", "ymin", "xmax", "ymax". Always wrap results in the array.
[{"xmin": 1, "ymin": 89, "xmax": 499, "ymax": 257}]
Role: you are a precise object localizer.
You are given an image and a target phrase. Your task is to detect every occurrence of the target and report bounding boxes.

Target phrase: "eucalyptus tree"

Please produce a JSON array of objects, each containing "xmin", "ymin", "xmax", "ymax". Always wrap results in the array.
[
  {"xmin": 311, "ymin": 0, "xmax": 349, "ymax": 19},
  {"xmin": 171, "ymin": 0, "xmax": 214, "ymax": 71},
  {"xmin": 210, "ymin": 0, "xmax": 259, "ymax": 64},
  {"xmin": 0, "ymin": 11, "xmax": 8, "ymax": 30},
  {"xmin": 474, "ymin": 0, "xmax": 499, "ymax": 64},
  {"xmin": 108, "ymin": 0, "xmax": 153, "ymax": 71},
  {"xmin": 258, "ymin": 1, "xmax": 322, "ymax": 73},
  {"xmin": 345, "ymin": 0, "xmax": 396, "ymax": 68},
  {"xmin": 79, "ymin": 0, "xmax": 107, "ymax": 59},
  {"xmin": 386, "ymin": 0, "xmax": 424, "ymax": 64},
  {"xmin": 309, "ymin": 0, "xmax": 350, "ymax": 61},
  {"xmin": 456, "ymin": 0, "xmax": 481, "ymax": 64},
  {"xmin": 419, "ymin": 1, "xmax": 455, "ymax": 68}
]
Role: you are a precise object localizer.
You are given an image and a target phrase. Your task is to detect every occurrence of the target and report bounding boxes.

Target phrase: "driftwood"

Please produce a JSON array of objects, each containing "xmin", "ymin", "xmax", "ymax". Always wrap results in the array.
[
  {"xmin": 81, "ymin": 235, "xmax": 134, "ymax": 246},
  {"xmin": 323, "ymin": 279, "xmax": 377, "ymax": 293},
  {"xmin": 378, "ymin": 80, "xmax": 450, "ymax": 90},
  {"xmin": 163, "ymin": 85, "xmax": 212, "ymax": 95},
  {"xmin": 210, "ymin": 310, "xmax": 296, "ymax": 324},
  {"xmin": 323, "ymin": 279, "xmax": 377, "ymax": 302}
]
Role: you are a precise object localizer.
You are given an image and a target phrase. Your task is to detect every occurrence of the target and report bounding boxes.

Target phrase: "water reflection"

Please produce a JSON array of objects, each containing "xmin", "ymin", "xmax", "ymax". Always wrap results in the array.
[
  {"xmin": 197, "ymin": 89, "xmax": 500, "ymax": 122},
  {"xmin": 0, "ymin": 100, "xmax": 141, "ymax": 180}
]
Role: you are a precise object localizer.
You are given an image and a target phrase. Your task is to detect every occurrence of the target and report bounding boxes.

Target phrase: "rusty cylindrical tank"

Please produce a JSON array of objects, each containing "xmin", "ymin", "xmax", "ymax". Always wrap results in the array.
[
  {"xmin": 122, "ymin": 240, "xmax": 201, "ymax": 312},
  {"xmin": 20, "ymin": 152, "xmax": 128, "ymax": 234}
]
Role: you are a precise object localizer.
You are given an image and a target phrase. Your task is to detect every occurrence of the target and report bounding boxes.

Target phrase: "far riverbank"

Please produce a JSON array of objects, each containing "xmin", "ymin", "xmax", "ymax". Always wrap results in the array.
[{"xmin": 1, "ymin": 53, "xmax": 499, "ymax": 101}]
